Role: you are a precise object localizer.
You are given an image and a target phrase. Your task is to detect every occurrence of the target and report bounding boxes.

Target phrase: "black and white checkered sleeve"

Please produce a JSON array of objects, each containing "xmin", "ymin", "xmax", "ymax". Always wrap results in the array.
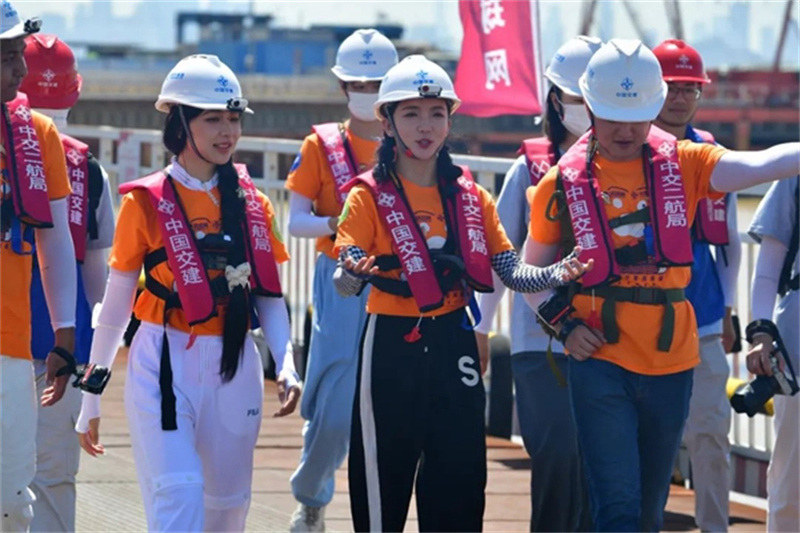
[
  {"xmin": 491, "ymin": 249, "xmax": 574, "ymax": 293},
  {"xmin": 334, "ymin": 245, "xmax": 369, "ymax": 297}
]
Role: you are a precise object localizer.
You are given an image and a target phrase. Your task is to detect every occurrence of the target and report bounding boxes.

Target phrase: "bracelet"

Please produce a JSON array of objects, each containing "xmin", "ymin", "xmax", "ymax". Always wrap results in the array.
[{"xmin": 558, "ymin": 318, "xmax": 585, "ymax": 344}]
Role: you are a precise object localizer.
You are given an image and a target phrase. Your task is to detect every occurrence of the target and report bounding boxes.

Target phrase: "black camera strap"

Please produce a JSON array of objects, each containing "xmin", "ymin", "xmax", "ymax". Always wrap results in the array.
[
  {"xmin": 778, "ymin": 180, "xmax": 799, "ymax": 296},
  {"xmin": 50, "ymin": 346, "xmax": 78, "ymax": 377},
  {"xmin": 744, "ymin": 319, "xmax": 799, "ymax": 396}
]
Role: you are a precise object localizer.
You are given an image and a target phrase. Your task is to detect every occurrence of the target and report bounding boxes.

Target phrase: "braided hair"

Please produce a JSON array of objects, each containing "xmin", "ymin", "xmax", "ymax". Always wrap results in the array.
[
  {"xmin": 163, "ymin": 104, "xmax": 250, "ymax": 382},
  {"xmin": 373, "ymin": 102, "xmax": 461, "ymax": 186},
  {"xmin": 216, "ymin": 160, "xmax": 250, "ymax": 382},
  {"xmin": 542, "ymin": 86, "xmax": 569, "ymax": 149}
]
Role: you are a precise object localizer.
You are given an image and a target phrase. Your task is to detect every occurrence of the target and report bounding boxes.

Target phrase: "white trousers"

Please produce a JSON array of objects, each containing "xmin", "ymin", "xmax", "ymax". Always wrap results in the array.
[
  {"xmin": 767, "ymin": 386, "xmax": 800, "ymax": 532},
  {"xmin": 769, "ymin": 290, "xmax": 799, "ymax": 533},
  {"xmin": 125, "ymin": 323, "xmax": 264, "ymax": 532},
  {"xmin": 683, "ymin": 334, "xmax": 731, "ymax": 532},
  {"xmin": 30, "ymin": 359, "xmax": 81, "ymax": 532},
  {"xmin": 0, "ymin": 355, "xmax": 38, "ymax": 532}
]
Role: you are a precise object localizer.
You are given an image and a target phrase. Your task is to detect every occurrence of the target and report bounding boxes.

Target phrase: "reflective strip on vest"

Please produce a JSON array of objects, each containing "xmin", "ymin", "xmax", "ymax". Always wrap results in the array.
[
  {"xmin": 234, "ymin": 163, "xmax": 283, "ymax": 296},
  {"xmin": 1, "ymin": 92, "xmax": 53, "ymax": 227},
  {"xmin": 120, "ymin": 171, "xmax": 216, "ymax": 325},
  {"xmin": 61, "ymin": 134, "xmax": 90, "ymax": 262},
  {"xmin": 687, "ymin": 126, "xmax": 729, "ymax": 245},
  {"xmin": 357, "ymin": 166, "xmax": 493, "ymax": 312},
  {"xmin": 312, "ymin": 122, "xmax": 357, "ymax": 206},
  {"xmin": 557, "ymin": 126, "xmax": 693, "ymax": 288}
]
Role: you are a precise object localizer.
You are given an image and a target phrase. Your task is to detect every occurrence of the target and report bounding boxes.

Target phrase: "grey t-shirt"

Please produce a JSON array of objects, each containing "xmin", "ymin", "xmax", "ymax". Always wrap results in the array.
[
  {"xmin": 86, "ymin": 164, "xmax": 116, "ymax": 251},
  {"xmin": 495, "ymin": 155, "xmax": 563, "ymax": 355},
  {"xmin": 748, "ymin": 176, "xmax": 799, "ymax": 360}
]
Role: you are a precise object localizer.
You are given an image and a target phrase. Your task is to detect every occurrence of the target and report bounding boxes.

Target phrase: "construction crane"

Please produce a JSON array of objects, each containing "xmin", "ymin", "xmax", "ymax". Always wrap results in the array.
[
  {"xmin": 773, "ymin": 0, "xmax": 797, "ymax": 71},
  {"xmin": 579, "ymin": 0, "xmax": 685, "ymax": 44},
  {"xmin": 578, "ymin": 0, "xmax": 598, "ymax": 37},
  {"xmin": 663, "ymin": 0, "xmax": 685, "ymax": 40}
]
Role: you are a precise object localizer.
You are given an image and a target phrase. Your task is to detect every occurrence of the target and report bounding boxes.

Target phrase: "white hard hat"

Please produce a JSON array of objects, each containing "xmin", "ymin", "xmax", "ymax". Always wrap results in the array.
[
  {"xmin": 331, "ymin": 29, "xmax": 398, "ymax": 82},
  {"xmin": 545, "ymin": 35, "xmax": 602, "ymax": 97},
  {"xmin": 1, "ymin": 0, "xmax": 40, "ymax": 41},
  {"xmin": 155, "ymin": 54, "xmax": 253, "ymax": 114},
  {"xmin": 374, "ymin": 54, "xmax": 460, "ymax": 119},
  {"xmin": 578, "ymin": 39, "xmax": 667, "ymax": 122}
]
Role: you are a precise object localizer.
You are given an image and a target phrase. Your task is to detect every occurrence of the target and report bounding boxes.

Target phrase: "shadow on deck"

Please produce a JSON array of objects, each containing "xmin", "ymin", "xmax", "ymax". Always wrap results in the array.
[{"xmin": 76, "ymin": 349, "xmax": 766, "ymax": 532}]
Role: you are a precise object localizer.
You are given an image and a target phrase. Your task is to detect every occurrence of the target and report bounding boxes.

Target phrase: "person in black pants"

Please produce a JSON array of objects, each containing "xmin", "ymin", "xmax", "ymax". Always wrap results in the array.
[{"xmin": 333, "ymin": 54, "xmax": 591, "ymax": 532}]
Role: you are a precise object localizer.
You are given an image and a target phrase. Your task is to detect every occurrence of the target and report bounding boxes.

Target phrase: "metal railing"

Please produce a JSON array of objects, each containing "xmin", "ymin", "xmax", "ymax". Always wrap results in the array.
[{"xmin": 62, "ymin": 124, "xmax": 773, "ymax": 459}]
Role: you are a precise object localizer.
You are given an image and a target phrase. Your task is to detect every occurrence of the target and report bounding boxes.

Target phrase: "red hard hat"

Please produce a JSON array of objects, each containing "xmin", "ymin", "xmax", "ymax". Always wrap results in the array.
[
  {"xmin": 652, "ymin": 39, "xmax": 710, "ymax": 84},
  {"xmin": 19, "ymin": 34, "xmax": 82, "ymax": 109}
]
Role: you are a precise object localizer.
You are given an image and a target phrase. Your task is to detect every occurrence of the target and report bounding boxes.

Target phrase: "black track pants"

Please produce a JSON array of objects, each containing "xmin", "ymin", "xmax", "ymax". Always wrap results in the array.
[{"xmin": 349, "ymin": 309, "xmax": 487, "ymax": 532}]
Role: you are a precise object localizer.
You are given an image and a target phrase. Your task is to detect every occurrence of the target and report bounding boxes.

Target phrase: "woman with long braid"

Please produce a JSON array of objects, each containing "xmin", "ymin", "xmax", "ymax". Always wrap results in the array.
[{"xmin": 74, "ymin": 55, "xmax": 300, "ymax": 531}]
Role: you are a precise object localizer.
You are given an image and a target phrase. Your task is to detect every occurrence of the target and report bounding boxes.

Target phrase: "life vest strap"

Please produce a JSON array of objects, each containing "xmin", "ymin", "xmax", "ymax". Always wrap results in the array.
[
  {"xmin": 144, "ymin": 267, "xmax": 231, "ymax": 311},
  {"xmin": 583, "ymin": 286, "xmax": 685, "ymax": 352},
  {"xmin": 607, "ymin": 207, "xmax": 649, "ymax": 230},
  {"xmin": 159, "ymin": 329, "xmax": 177, "ymax": 430},
  {"xmin": 142, "ymin": 245, "xmax": 230, "ymax": 431},
  {"xmin": 367, "ymin": 252, "xmax": 466, "ymax": 300}
]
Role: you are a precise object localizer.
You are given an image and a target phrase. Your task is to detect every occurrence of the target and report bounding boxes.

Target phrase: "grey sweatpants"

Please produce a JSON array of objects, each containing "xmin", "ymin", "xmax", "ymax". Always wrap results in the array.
[{"xmin": 512, "ymin": 351, "xmax": 592, "ymax": 531}]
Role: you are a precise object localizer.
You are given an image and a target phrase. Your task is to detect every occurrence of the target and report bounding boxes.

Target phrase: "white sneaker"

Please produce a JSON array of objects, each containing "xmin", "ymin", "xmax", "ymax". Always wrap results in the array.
[{"xmin": 288, "ymin": 503, "xmax": 325, "ymax": 532}]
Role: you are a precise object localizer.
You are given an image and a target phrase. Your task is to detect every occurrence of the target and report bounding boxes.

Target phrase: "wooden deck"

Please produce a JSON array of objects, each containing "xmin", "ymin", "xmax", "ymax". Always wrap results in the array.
[{"xmin": 75, "ymin": 349, "xmax": 767, "ymax": 531}]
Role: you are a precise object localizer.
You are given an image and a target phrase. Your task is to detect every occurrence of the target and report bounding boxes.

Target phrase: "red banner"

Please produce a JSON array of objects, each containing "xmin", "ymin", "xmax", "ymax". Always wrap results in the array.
[{"xmin": 454, "ymin": 0, "xmax": 544, "ymax": 117}]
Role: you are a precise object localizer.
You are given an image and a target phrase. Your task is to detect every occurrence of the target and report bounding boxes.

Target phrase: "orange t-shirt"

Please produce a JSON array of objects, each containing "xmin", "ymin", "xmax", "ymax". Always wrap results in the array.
[
  {"xmin": 285, "ymin": 125, "xmax": 378, "ymax": 259},
  {"xmin": 110, "ymin": 180, "xmax": 289, "ymax": 335},
  {"xmin": 1, "ymin": 111, "xmax": 71, "ymax": 360},
  {"xmin": 529, "ymin": 140, "xmax": 726, "ymax": 375},
  {"xmin": 335, "ymin": 175, "xmax": 514, "ymax": 317}
]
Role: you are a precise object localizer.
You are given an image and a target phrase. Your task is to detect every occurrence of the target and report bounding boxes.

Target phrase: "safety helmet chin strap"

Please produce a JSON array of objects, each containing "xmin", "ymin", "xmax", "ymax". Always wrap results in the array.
[
  {"xmin": 387, "ymin": 111, "xmax": 419, "ymax": 160},
  {"xmin": 178, "ymin": 105, "xmax": 217, "ymax": 166}
]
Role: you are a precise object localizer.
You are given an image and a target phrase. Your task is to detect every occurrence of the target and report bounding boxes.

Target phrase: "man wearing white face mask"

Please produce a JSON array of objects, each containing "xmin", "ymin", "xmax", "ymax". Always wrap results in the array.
[
  {"xmin": 284, "ymin": 28, "xmax": 397, "ymax": 532},
  {"xmin": 475, "ymin": 35, "xmax": 601, "ymax": 532}
]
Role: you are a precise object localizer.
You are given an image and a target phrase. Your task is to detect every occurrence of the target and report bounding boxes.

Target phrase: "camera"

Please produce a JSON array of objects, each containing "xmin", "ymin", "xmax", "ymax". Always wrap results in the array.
[
  {"xmin": 226, "ymin": 97, "xmax": 248, "ymax": 112},
  {"xmin": 730, "ymin": 320, "xmax": 799, "ymax": 417},
  {"xmin": 536, "ymin": 289, "xmax": 574, "ymax": 337},
  {"xmin": 73, "ymin": 363, "xmax": 112, "ymax": 395},
  {"xmin": 51, "ymin": 346, "xmax": 112, "ymax": 395},
  {"xmin": 417, "ymin": 83, "xmax": 443, "ymax": 98},
  {"xmin": 24, "ymin": 18, "xmax": 42, "ymax": 34},
  {"xmin": 197, "ymin": 232, "xmax": 233, "ymax": 270}
]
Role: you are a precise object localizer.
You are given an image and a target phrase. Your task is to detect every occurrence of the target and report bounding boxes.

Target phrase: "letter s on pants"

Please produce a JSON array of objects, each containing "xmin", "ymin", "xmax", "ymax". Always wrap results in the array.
[{"xmin": 458, "ymin": 356, "xmax": 480, "ymax": 387}]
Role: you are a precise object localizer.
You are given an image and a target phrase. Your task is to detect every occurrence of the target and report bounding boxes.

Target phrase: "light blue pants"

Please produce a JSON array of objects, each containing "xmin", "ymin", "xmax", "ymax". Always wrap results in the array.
[
  {"xmin": 290, "ymin": 254, "xmax": 369, "ymax": 507},
  {"xmin": 512, "ymin": 351, "xmax": 592, "ymax": 532}
]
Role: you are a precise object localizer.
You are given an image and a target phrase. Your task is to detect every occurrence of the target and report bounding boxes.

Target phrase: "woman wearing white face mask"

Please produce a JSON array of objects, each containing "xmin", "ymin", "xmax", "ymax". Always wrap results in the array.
[
  {"xmin": 474, "ymin": 35, "xmax": 601, "ymax": 532},
  {"xmin": 284, "ymin": 28, "xmax": 397, "ymax": 532}
]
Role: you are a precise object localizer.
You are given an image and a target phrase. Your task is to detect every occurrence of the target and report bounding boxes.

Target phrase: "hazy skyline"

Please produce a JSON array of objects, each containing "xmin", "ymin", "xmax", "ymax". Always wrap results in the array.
[{"xmin": 17, "ymin": 0, "xmax": 800, "ymax": 69}]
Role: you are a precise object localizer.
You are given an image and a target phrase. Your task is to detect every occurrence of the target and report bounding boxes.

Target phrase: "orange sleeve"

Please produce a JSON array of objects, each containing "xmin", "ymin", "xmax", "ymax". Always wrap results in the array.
[
  {"xmin": 285, "ymin": 134, "xmax": 324, "ymax": 201},
  {"xmin": 528, "ymin": 167, "xmax": 561, "ymax": 244},
  {"xmin": 108, "ymin": 191, "xmax": 151, "ymax": 273},
  {"xmin": 333, "ymin": 185, "xmax": 378, "ymax": 255},
  {"xmin": 478, "ymin": 185, "xmax": 514, "ymax": 255},
  {"xmin": 677, "ymin": 140, "xmax": 727, "ymax": 206},
  {"xmin": 260, "ymin": 191, "xmax": 289, "ymax": 264},
  {"xmin": 35, "ymin": 114, "xmax": 70, "ymax": 201}
]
